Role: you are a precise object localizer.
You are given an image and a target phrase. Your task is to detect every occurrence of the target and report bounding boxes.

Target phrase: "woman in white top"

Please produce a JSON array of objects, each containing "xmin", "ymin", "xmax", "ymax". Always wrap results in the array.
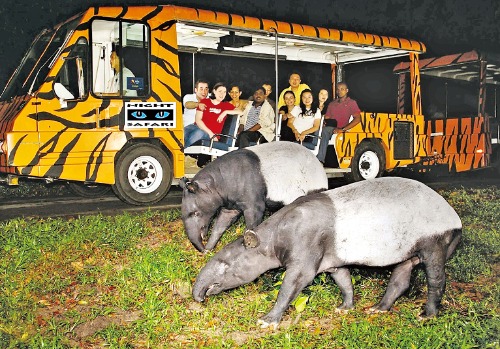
[{"xmin": 288, "ymin": 89, "xmax": 321, "ymax": 142}]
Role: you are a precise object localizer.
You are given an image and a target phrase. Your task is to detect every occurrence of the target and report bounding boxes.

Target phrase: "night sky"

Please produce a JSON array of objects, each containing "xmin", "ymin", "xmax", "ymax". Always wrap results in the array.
[{"xmin": 0, "ymin": 0, "xmax": 498, "ymax": 94}]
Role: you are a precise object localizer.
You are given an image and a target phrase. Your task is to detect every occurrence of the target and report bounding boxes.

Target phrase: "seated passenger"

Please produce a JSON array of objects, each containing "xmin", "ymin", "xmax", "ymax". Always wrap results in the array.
[
  {"xmin": 262, "ymin": 83, "xmax": 277, "ymax": 111},
  {"xmin": 278, "ymin": 90, "xmax": 300, "ymax": 142},
  {"xmin": 228, "ymin": 85, "xmax": 248, "ymax": 111},
  {"xmin": 288, "ymin": 89, "xmax": 321, "ymax": 143},
  {"xmin": 277, "ymin": 72, "xmax": 310, "ymax": 109},
  {"xmin": 316, "ymin": 82, "xmax": 361, "ymax": 164},
  {"xmin": 318, "ymin": 88, "xmax": 330, "ymax": 115},
  {"xmin": 184, "ymin": 82, "xmax": 243, "ymax": 148},
  {"xmin": 183, "ymin": 79, "xmax": 209, "ymax": 128},
  {"xmin": 236, "ymin": 87, "xmax": 275, "ymax": 148}
]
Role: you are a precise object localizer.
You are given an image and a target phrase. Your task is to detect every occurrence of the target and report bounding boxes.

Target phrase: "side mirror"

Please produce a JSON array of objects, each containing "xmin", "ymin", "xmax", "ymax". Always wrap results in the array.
[{"xmin": 54, "ymin": 83, "xmax": 75, "ymax": 108}]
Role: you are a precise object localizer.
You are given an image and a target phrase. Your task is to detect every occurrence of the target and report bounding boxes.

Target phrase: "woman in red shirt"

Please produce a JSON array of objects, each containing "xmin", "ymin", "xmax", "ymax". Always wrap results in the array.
[{"xmin": 184, "ymin": 82, "xmax": 243, "ymax": 147}]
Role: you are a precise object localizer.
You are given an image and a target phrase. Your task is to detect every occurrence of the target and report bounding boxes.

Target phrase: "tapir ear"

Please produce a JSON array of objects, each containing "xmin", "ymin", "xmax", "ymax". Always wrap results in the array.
[
  {"xmin": 186, "ymin": 181, "xmax": 199, "ymax": 193},
  {"xmin": 180, "ymin": 177, "xmax": 198, "ymax": 193},
  {"xmin": 243, "ymin": 230, "xmax": 260, "ymax": 249}
]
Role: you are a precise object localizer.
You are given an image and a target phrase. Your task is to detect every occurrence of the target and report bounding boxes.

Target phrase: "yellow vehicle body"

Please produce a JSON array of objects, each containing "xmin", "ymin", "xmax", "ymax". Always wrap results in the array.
[{"xmin": 0, "ymin": 5, "xmax": 427, "ymax": 204}]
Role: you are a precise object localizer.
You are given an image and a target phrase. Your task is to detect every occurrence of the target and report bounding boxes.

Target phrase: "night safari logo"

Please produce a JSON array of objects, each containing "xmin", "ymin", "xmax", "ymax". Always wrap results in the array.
[{"xmin": 125, "ymin": 102, "xmax": 176, "ymax": 128}]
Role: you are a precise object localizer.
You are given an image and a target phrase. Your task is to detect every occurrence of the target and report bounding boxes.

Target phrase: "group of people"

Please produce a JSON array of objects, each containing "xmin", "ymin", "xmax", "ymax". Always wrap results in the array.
[
  {"xmin": 182, "ymin": 81, "xmax": 277, "ymax": 150},
  {"xmin": 182, "ymin": 72, "xmax": 362, "ymax": 166}
]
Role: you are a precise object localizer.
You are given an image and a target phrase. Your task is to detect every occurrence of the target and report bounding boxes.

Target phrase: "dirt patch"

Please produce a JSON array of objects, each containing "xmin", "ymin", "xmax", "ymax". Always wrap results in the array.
[
  {"xmin": 72, "ymin": 309, "xmax": 143, "ymax": 339},
  {"xmin": 449, "ymin": 262, "xmax": 499, "ymax": 302}
]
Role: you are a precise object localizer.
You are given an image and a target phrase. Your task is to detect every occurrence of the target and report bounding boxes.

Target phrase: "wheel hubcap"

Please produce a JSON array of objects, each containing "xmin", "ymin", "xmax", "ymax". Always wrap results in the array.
[
  {"xmin": 358, "ymin": 151, "xmax": 380, "ymax": 179},
  {"xmin": 128, "ymin": 156, "xmax": 163, "ymax": 194}
]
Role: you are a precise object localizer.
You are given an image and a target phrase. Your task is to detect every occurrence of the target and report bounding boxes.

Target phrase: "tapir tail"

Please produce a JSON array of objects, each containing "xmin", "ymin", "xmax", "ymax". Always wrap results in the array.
[{"xmin": 446, "ymin": 228, "xmax": 462, "ymax": 260}]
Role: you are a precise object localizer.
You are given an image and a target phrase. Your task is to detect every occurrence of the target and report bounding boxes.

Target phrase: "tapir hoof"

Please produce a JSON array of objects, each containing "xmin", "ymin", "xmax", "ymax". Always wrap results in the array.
[
  {"xmin": 417, "ymin": 312, "xmax": 437, "ymax": 321},
  {"xmin": 335, "ymin": 304, "xmax": 354, "ymax": 314},
  {"xmin": 257, "ymin": 318, "xmax": 279, "ymax": 330},
  {"xmin": 366, "ymin": 305, "xmax": 389, "ymax": 314}
]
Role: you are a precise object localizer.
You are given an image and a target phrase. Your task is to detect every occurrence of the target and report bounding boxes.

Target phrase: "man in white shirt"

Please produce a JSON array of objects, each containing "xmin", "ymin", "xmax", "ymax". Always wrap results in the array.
[{"xmin": 183, "ymin": 80, "xmax": 209, "ymax": 128}]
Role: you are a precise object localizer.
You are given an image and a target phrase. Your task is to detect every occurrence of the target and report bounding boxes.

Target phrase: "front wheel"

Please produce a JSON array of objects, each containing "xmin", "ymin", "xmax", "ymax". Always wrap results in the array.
[
  {"xmin": 112, "ymin": 143, "xmax": 173, "ymax": 205},
  {"xmin": 345, "ymin": 141, "xmax": 386, "ymax": 182}
]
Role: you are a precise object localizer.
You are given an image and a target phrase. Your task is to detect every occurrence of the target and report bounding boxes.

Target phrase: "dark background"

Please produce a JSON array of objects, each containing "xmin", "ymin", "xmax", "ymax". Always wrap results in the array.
[{"xmin": 0, "ymin": 0, "xmax": 498, "ymax": 111}]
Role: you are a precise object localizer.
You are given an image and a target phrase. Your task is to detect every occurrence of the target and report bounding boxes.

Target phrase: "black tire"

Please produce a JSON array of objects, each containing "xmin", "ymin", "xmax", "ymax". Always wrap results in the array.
[
  {"xmin": 344, "ymin": 140, "xmax": 386, "ymax": 182},
  {"xmin": 67, "ymin": 182, "xmax": 111, "ymax": 198},
  {"xmin": 112, "ymin": 143, "xmax": 173, "ymax": 205}
]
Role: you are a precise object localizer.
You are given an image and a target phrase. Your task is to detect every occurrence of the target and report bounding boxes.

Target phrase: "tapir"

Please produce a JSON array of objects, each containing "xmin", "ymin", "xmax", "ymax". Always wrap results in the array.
[
  {"xmin": 192, "ymin": 177, "xmax": 462, "ymax": 329},
  {"xmin": 180, "ymin": 142, "xmax": 328, "ymax": 252}
]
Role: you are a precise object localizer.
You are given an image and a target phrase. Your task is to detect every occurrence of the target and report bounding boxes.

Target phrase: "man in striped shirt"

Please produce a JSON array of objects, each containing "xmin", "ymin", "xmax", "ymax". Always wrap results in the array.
[{"xmin": 236, "ymin": 87, "xmax": 276, "ymax": 148}]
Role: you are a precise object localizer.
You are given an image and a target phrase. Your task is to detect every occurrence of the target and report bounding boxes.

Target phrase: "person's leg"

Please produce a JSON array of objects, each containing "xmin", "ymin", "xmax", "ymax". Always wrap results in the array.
[
  {"xmin": 184, "ymin": 125, "xmax": 209, "ymax": 147},
  {"xmin": 238, "ymin": 131, "xmax": 262, "ymax": 148},
  {"xmin": 280, "ymin": 124, "xmax": 296, "ymax": 142},
  {"xmin": 183, "ymin": 124, "xmax": 197, "ymax": 147},
  {"xmin": 316, "ymin": 126, "xmax": 334, "ymax": 163}
]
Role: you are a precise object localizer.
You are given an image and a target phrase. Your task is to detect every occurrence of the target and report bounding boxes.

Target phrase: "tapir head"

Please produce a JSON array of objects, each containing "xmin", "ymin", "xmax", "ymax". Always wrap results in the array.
[
  {"xmin": 192, "ymin": 230, "xmax": 276, "ymax": 302},
  {"xmin": 180, "ymin": 177, "xmax": 223, "ymax": 252}
]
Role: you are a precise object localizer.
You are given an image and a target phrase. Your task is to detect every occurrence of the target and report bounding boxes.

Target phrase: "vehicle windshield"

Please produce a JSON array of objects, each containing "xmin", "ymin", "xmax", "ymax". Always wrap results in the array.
[{"xmin": 0, "ymin": 16, "xmax": 81, "ymax": 101}]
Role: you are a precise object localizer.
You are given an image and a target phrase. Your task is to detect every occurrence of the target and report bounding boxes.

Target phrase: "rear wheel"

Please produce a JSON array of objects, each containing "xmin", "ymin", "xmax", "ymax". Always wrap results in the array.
[
  {"xmin": 67, "ymin": 182, "xmax": 111, "ymax": 198},
  {"xmin": 112, "ymin": 143, "xmax": 173, "ymax": 205},
  {"xmin": 345, "ymin": 141, "xmax": 386, "ymax": 182}
]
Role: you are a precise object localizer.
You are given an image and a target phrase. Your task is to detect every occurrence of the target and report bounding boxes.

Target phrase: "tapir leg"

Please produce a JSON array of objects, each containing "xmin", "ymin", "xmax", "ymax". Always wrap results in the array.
[
  {"xmin": 205, "ymin": 209, "xmax": 241, "ymax": 251},
  {"xmin": 369, "ymin": 256, "xmax": 420, "ymax": 312},
  {"xmin": 242, "ymin": 202, "xmax": 266, "ymax": 230},
  {"xmin": 421, "ymin": 245, "xmax": 448, "ymax": 317},
  {"xmin": 330, "ymin": 267, "xmax": 355, "ymax": 311},
  {"xmin": 258, "ymin": 265, "xmax": 318, "ymax": 329}
]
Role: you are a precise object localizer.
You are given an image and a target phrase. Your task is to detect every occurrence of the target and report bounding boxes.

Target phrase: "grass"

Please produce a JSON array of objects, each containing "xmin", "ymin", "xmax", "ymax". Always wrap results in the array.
[{"xmin": 0, "ymin": 187, "xmax": 498, "ymax": 348}]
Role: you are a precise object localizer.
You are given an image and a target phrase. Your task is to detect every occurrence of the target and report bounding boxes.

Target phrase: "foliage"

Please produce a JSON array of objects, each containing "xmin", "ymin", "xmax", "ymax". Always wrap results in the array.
[{"xmin": 0, "ymin": 188, "xmax": 498, "ymax": 348}]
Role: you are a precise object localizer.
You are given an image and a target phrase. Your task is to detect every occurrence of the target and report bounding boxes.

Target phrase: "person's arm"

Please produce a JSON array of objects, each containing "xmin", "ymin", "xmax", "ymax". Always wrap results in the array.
[
  {"xmin": 287, "ymin": 117, "xmax": 300, "ymax": 140},
  {"xmin": 279, "ymin": 106, "xmax": 289, "ymax": 120},
  {"xmin": 195, "ymin": 109, "xmax": 215, "ymax": 139},
  {"xmin": 341, "ymin": 113, "xmax": 361, "ymax": 132},
  {"xmin": 217, "ymin": 109, "xmax": 244, "ymax": 123},
  {"xmin": 185, "ymin": 100, "xmax": 206, "ymax": 111},
  {"xmin": 299, "ymin": 118, "xmax": 320, "ymax": 141},
  {"xmin": 258, "ymin": 104, "xmax": 275, "ymax": 129},
  {"xmin": 237, "ymin": 124, "xmax": 244, "ymax": 134},
  {"xmin": 247, "ymin": 123, "xmax": 261, "ymax": 132},
  {"xmin": 185, "ymin": 100, "xmax": 199, "ymax": 109},
  {"xmin": 238, "ymin": 105, "xmax": 249, "ymax": 134},
  {"xmin": 277, "ymin": 90, "xmax": 286, "ymax": 109}
]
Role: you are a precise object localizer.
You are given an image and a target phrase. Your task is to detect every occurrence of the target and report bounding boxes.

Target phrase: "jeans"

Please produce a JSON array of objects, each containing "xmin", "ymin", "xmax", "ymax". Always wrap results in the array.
[
  {"xmin": 316, "ymin": 126, "xmax": 335, "ymax": 163},
  {"xmin": 184, "ymin": 124, "xmax": 210, "ymax": 148}
]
